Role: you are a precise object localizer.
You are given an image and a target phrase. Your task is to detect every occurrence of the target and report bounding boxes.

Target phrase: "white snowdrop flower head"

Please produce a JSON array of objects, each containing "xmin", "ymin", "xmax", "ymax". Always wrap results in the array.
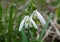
[
  {"xmin": 19, "ymin": 15, "xmax": 38, "ymax": 31},
  {"xmin": 19, "ymin": 16, "xmax": 29, "ymax": 31},
  {"xmin": 31, "ymin": 10, "xmax": 46, "ymax": 25}
]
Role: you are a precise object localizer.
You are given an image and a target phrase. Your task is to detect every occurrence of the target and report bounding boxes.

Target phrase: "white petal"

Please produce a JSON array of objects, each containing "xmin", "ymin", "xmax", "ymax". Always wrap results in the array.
[
  {"xmin": 19, "ymin": 18, "xmax": 25, "ymax": 31},
  {"xmin": 34, "ymin": 10, "xmax": 46, "ymax": 25},
  {"xmin": 30, "ymin": 17, "xmax": 38, "ymax": 29},
  {"xmin": 24, "ymin": 15, "xmax": 29, "ymax": 19},
  {"xmin": 19, "ymin": 15, "xmax": 30, "ymax": 31}
]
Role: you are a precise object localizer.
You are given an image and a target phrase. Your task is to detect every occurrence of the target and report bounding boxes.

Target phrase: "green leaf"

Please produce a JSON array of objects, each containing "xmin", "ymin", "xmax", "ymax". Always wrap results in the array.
[
  {"xmin": 21, "ymin": 29, "xmax": 28, "ymax": 42},
  {"xmin": 7, "ymin": 4, "xmax": 16, "ymax": 42}
]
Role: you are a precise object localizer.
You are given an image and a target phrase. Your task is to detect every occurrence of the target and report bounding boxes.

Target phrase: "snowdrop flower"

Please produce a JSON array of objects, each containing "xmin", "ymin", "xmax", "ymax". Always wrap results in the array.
[
  {"xmin": 19, "ymin": 15, "xmax": 38, "ymax": 31},
  {"xmin": 31, "ymin": 10, "xmax": 46, "ymax": 25}
]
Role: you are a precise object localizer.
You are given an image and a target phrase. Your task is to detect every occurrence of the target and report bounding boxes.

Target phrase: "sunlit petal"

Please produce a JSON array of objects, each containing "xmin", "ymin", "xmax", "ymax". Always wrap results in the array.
[
  {"xmin": 34, "ymin": 10, "xmax": 46, "ymax": 25},
  {"xmin": 30, "ymin": 17, "xmax": 38, "ymax": 29},
  {"xmin": 19, "ymin": 18, "xmax": 25, "ymax": 31}
]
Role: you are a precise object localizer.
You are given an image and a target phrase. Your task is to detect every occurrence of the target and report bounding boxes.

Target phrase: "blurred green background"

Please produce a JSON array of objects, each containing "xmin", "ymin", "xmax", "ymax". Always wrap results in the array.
[{"xmin": 0, "ymin": 0, "xmax": 60, "ymax": 42}]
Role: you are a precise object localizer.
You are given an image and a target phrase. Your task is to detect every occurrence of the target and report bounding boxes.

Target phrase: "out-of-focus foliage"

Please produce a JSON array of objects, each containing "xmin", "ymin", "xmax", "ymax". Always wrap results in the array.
[{"xmin": 0, "ymin": 0, "xmax": 60, "ymax": 42}]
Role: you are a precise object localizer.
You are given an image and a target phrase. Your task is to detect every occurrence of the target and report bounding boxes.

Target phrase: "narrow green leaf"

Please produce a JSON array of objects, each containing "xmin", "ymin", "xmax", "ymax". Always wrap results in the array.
[
  {"xmin": 7, "ymin": 4, "xmax": 16, "ymax": 42},
  {"xmin": 21, "ymin": 29, "xmax": 28, "ymax": 42},
  {"xmin": 29, "ymin": 30, "xmax": 34, "ymax": 39}
]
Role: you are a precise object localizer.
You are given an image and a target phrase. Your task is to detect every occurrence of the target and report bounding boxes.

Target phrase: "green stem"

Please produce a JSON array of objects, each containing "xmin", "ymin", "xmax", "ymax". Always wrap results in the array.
[{"xmin": 21, "ymin": 29, "xmax": 28, "ymax": 42}]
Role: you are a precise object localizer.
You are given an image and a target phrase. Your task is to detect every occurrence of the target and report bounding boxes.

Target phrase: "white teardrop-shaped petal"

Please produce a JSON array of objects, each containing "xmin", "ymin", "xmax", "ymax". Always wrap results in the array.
[
  {"xmin": 34, "ymin": 10, "xmax": 46, "ymax": 25},
  {"xmin": 19, "ymin": 18, "xmax": 25, "ymax": 31},
  {"xmin": 30, "ymin": 17, "xmax": 38, "ymax": 29}
]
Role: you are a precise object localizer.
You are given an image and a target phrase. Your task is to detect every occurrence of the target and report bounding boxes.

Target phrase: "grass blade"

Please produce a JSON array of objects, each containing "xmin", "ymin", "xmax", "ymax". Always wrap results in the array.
[
  {"xmin": 21, "ymin": 29, "xmax": 28, "ymax": 42},
  {"xmin": 7, "ymin": 4, "xmax": 15, "ymax": 42}
]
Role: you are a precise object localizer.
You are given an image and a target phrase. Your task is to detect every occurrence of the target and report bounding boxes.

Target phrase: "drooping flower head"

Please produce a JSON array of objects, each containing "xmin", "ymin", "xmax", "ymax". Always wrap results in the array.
[
  {"xmin": 19, "ymin": 15, "xmax": 38, "ymax": 31},
  {"xmin": 19, "ymin": 10, "xmax": 46, "ymax": 31},
  {"xmin": 31, "ymin": 10, "xmax": 46, "ymax": 25}
]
